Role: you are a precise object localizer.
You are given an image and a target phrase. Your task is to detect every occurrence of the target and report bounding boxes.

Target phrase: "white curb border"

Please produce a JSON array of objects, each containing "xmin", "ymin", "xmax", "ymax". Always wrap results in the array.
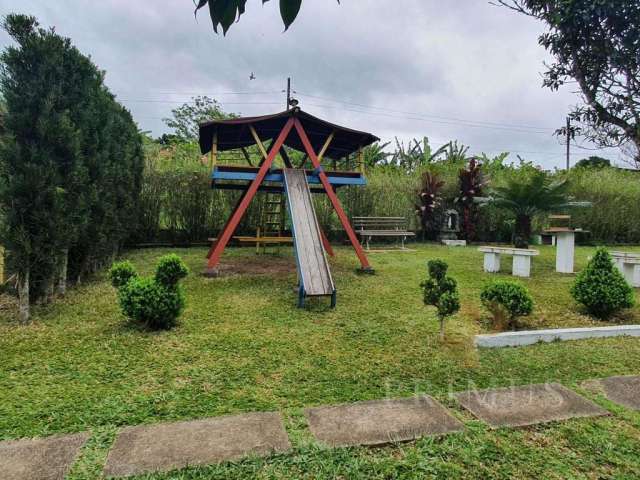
[{"xmin": 475, "ymin": 325, "xmax": 640, "ymax": 348}]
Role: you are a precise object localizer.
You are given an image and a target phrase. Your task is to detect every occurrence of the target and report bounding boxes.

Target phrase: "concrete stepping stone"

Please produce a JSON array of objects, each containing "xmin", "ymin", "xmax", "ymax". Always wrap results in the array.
[
  {"xmin": 103, "ymin": 412, "xmax": 291, "ymax": 478},
  {"xmin": 0, "ymin": 432, "xmax": 89, "ymax": 480},
  {"xmin": 456, "ymin": 383, "xmax": 608, "ymax": 428},
  {"xmin": 304, "ymin": 396, "xmax": 464, "ymax": 447},
  {"xmin": 586, "ymin": 375, "xmax": 640, "ymax": 410}
]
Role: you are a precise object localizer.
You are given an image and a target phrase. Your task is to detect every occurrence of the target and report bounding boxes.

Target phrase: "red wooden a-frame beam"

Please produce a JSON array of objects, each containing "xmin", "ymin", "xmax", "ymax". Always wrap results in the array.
[
  {"xmin": 293, "ymin": 118, "xmax": 372, "ymax": 271},
  {"xmin": 205, "ymin": 118, "xmax": 294, "ymax": 273},
  {"xmin": 204, "ymin": 115, "xmax": 371, "ymax": 275}
]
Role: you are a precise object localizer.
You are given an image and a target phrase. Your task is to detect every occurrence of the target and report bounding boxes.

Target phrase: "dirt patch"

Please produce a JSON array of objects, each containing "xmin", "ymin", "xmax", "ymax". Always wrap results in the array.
[{"xmin": 217, "ymin": 255, "xmax": 296, "ymax": 277}]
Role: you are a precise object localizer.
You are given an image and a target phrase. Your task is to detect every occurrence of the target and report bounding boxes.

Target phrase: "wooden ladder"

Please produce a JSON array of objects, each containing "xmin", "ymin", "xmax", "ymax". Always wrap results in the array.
[{"xmin": 257, "ymin": 192, "xmax": 286, "ymax": 254}]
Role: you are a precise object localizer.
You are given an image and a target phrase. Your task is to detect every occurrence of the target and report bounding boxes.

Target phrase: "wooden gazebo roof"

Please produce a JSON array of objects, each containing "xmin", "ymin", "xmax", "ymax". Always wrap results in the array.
[{"xmin": 199, "ymin": 108, "xmax": 379, "ymax": 160}]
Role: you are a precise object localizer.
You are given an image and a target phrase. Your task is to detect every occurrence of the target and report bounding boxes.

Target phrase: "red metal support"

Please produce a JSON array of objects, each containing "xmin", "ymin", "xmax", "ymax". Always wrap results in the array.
[
  {"xmin": 293, "ymin": 118, "xmax": 372, "ymax": 271},
  {"xmin": 205, "ymin": 118, "xmax": 295, "ymax": 273}
]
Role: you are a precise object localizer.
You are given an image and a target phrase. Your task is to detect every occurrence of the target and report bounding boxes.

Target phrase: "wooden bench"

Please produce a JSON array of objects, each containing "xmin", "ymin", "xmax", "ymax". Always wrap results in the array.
[
  {"xmin": 611, "ymin": 251, "xmax": 640, "ymax": 287},
  {"xmin": 352, "ymin": 217, "xmax": 415, "ymax": 250},
  {"xmin": 478, "ymin": 246, "xmax": 539, "ymax": 278}
]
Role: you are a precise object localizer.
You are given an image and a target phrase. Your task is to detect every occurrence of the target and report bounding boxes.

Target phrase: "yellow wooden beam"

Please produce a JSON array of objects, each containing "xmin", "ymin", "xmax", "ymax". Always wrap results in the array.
[
  {"xmin": 317, "ymin": 131, "xmax": 335, "ymax": 164},
  {"xmin": 210, "ymin": 132, "xmax": 218, "ymax": 168},
  {"xmin": 249, "ymin": 125, "xmax": 269, "ymax": 161}
]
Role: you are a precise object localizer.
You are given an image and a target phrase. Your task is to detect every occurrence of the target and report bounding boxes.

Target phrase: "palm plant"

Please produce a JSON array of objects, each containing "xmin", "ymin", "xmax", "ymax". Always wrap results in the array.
[{"xmin": 488, "ymin": 171, "xmax": 572, "ymax": 248}]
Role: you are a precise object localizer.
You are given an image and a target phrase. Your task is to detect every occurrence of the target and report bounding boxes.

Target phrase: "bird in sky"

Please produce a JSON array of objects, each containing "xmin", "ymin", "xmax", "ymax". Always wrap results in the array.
[{"xmin": 249, "ymin": 72, "xmax": 256, "ymax": 80}]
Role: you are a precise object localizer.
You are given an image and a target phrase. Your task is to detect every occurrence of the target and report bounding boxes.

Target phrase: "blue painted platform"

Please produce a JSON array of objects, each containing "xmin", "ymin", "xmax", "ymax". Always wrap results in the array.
[{"xmin": 211, "ymin": 166, "xmax": 367, "ymax": 190}]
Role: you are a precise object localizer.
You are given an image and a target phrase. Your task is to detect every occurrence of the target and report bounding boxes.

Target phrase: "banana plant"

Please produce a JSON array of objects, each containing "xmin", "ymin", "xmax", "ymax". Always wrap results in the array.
[
  {"xmin": 194, "ymin": 0, "xmax": 339, "ymax": 34},
  {"xmin": 392, "ymin": 137, "xmax": 448, "ymax": 172}
]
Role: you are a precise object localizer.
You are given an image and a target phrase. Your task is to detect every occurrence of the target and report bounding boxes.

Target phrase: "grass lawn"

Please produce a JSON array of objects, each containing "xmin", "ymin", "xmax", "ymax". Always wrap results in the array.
[{"xmin": 1, "ymin": 244, "xmax": 640, "ymax": 479}]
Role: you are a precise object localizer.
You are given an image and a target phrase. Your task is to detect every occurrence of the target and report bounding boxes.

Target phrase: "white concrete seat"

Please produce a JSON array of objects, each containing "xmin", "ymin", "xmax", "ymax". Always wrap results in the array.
[
  {"xmin": 478, "ymin": 246, "xmax": 539, "ymax": 278},
  {"xmin": 611, "ymin": 251, "xmax": 640, "ymax": 287}
]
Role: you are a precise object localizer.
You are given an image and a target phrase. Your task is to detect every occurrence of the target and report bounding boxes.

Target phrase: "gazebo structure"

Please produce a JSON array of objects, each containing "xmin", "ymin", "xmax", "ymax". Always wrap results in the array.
[{"xmin": 199, "ymin": 108, "xmax": 379, "ymax": 307}]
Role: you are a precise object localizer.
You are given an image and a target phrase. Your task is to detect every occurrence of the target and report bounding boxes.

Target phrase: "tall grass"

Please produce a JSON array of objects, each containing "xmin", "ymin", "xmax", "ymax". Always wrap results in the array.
[
  {"xmin": 567, "ymin": 168, "xmax": 640, "ymax": 243},
  {"xmin": 132, "ymin": 160, "xmax": 640, "ymax": 245}
]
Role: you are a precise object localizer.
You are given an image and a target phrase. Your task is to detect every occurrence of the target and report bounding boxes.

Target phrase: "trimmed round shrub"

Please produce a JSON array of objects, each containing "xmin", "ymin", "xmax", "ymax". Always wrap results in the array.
[
  {"xmin": 109, "ymin": 261, "xmax": 138, "ymax": 288},
  {"xmin": 118, "ymin": 277, "xmax": 185, "ymax": 330},
  {"xmin": 421, "ymin": 259, "xmax": 460, "ymax": 339},
  {"xmin": 427, "ymin": 259, "xmax": 448, "ymax": 281},
  {"xmin": 438, "ymin": 290, "xmax": 461, "ymax": 319},
  {"xmin": 155, "ymin": 254, "xmax": 189, "ymax": 288},
  {"xmin": 480, "ymin": 280, "xmax": 534, "ymax": 330},
  {"xmin": 109, "ymin": 254, "xmax": 189, "ymax": 330},
  {"xmin": 571, "ymin": 248, "xmax": 634, "ymax": 319}
]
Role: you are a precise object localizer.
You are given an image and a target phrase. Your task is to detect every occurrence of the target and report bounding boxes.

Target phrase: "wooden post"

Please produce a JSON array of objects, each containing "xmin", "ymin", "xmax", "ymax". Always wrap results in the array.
[
  {"xmin": 210, "ymin": 132, "xmax": 218, "ymax": 168},
  {"xmin": 358, "ymin": 147, "xmax": 364, "ymax": 174}
]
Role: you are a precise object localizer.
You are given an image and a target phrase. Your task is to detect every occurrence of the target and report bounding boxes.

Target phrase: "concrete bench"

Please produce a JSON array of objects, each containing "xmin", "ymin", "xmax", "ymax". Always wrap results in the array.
[
  {"xmin": 611, "ymin": 251, "xmax": 640, "ymax": 287},
  {"xmin": 478, "ymin": 246, "xmax": 539, "ymax": 278}
]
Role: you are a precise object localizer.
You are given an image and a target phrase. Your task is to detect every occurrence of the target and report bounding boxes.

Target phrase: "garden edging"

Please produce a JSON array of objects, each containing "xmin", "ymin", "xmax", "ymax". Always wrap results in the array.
[{"xmin": 475, "ymin": 325, "xmax": 640, "ymax": 348}]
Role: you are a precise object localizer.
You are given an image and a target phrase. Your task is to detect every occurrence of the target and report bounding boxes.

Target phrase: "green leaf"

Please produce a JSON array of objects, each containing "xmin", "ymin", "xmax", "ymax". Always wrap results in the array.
[
  {"xmin": 280, "ymin": 0, "xmax": 302, "ymax": 31},
  {"xmin": 210, "ymin": 0, "xmax": 239, "ymax": 35}
]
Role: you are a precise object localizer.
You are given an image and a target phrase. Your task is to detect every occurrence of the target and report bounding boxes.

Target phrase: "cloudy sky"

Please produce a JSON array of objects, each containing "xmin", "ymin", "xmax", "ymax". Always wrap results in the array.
[{"xmin": 0, "ymin": 0, "xmax": 625, "ymax": 168}]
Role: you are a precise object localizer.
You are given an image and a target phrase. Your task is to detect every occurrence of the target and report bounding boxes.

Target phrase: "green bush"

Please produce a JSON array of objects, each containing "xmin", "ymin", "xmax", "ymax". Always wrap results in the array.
[
  {"xmin": 427, "ymin": 259, "xmax": 448, "ymax": 281},
  {"xmin": 109, "ymin": 261, "xmax": 138, "ymax": 288},
  {"xmin": 480, "ymin": 281, "xmax": 534, "ymax": 330},
  {"xmin": 571, "ymin": 248, "xmax": 635, "ymax": 319},
  {"xmin": 110, "ymin": 254, "xmax": 188, "ymax": 330},
  {"xmin": 118, "ymin": 277, "xmax": 185, "ymax": 330},
  {"xmin": 421, "ymin": 259, "xmax": 460, "ymax": 339},
  {"xmin": 155, "ymin": 254, "xmax": 189, "ymax": 288}
]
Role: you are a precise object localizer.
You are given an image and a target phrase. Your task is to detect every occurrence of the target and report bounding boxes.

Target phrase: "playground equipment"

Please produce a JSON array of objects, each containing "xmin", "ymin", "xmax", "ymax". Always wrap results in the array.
[{"xmin": 199, "ymin": 108, "xmax": 379, "ymax": 307}]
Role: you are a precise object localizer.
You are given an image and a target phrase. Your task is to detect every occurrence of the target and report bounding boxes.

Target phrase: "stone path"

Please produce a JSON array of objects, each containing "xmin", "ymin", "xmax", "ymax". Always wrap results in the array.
[
  {"xmin": 584, "ymin": 375, "xmax": 640, "ymax": 410},
  {"xmin": 305, "ymin": 396, "xmax": 464, "ymax": 447},
  {"xmin": 455, "ymin": 383, "xmax": 608, "ymax": 428},
  {"xmin": 1, "ymin": 377, "xmax": 636, "ymax": 479},
  {"xmin": 0, "ymin": 432, "xmax": 89, "ymax": 480},
  {"xmin": 103, "ymin": 412, "xmax": 290, "ymax": 478}
]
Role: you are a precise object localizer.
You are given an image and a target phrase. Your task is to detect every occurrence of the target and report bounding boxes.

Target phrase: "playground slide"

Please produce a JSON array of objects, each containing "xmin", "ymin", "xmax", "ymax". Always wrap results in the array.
[{"xmin": 283, "ymin": 168, "xmax": 336, "ymax": 307}]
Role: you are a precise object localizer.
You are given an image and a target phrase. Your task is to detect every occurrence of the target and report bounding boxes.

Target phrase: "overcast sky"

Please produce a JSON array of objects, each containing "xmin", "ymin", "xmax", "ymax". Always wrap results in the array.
[{"xmin": 0, "ymin": 0, "xmax": 625, "ymax": 168}]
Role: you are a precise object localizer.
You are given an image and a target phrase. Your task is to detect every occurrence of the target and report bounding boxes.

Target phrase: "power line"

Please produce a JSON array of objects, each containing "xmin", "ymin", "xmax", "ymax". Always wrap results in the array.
[
  {"xmin": 134, "ymin": 90, "xmax": 281, "ymax": 96},
  {"xmin": 119, "ymin": 99, "xmax": 283, "ymax": 106},
  {"xmin": 296, "ymin": 91, "xmax": 555, "ymax": 132},
  {"xmin": 118, "ymin": 92, "xmax": 554, "ymax": 134},
  {"xmin": 125, "ymin": 87, "xmax": 616, "ymax": 163},
  {"xmin": 118, "ymin": 91, "xmax": 560, "ymax": 136}
]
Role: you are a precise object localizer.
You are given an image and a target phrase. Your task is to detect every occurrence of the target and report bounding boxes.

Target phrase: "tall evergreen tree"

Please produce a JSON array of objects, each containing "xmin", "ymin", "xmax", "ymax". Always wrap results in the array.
[{"xmin": 0, "ymin": 14, "xmax": 143, "ymax": 322}]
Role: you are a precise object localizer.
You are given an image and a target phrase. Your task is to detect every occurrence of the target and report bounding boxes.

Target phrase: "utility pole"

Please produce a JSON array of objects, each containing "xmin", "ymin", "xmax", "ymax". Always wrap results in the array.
[
  {"xmin": 566, "ymin": 117, "xmax": 571, "ymax": 170},
  {"xmin": 286, "ymin": 77, "xmax": 291, "ymax": 111}
]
